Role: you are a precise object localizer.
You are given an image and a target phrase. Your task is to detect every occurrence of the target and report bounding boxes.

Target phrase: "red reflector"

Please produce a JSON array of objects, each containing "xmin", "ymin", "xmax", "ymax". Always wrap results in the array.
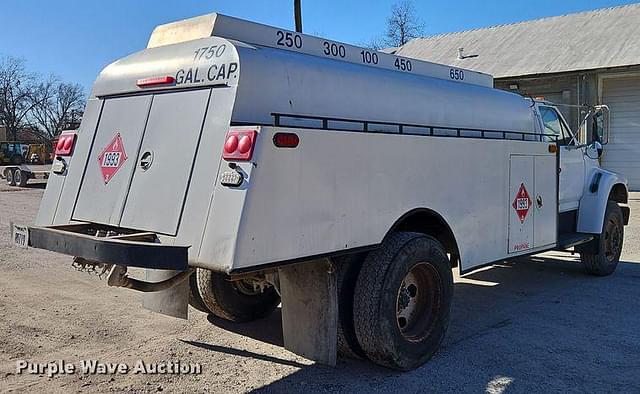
[
  {"xmin": 273, "ymin": 133, "xmax": 299, "ymax": 148},
  {"xmin": 136, "ymin": 76, "xmax": 175, "ymax": 88},
  {"xmin": 222, "ymin": 130, "xmax": 257, "ymax": 161},
  {"xmin": 54, "ymin": 133, "xmax": 77, "ymax": 156}
]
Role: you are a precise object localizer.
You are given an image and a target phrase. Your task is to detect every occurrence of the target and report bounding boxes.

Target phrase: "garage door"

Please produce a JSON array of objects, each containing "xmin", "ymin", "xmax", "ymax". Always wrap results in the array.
[{"xmin": 602, "ymin": 76, "xmax": 640, "ymax": 190}]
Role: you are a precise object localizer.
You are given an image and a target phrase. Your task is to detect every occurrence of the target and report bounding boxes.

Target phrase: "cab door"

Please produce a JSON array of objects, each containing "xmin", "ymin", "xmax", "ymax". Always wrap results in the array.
[{"xmin": 538, "ymin": 106, "xmax": 585, "ymax": 212}]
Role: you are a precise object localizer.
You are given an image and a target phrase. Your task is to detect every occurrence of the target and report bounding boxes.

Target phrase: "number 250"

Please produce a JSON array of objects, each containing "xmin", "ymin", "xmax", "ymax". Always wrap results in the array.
[{"xmin": 276, "ymin": 31, "xmax": 302, "ymax": 49}]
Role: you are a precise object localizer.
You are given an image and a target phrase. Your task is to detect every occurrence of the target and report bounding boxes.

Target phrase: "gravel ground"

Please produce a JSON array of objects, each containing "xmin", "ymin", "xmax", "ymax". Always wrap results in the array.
[{"xmin": 0, "ymin": 179, "xmax": 639, "ymax": 393}]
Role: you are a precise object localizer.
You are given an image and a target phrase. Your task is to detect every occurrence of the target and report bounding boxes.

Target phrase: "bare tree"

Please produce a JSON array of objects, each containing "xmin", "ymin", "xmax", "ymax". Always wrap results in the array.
[
  {"xmin": 364, "ymin": 37, "xmax": 385, "ymax": 51},
  {"xmin": 31, "ymin": 81, "xmax": 85, "ymax": 140},
  {"xmin": 0, "ymin": 56, "xmax": 43, "ymax": 141},
  {"xmin": 384, "ymin": 0, "xmax": 424, "ymax": 47},
  {"xmin": 364, "ymin": 0, "xmax": 424, "ymax": 50}
]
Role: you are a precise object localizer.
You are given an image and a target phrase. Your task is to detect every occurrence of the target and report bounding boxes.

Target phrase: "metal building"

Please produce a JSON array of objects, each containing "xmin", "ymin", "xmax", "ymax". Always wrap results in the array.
[{"xmin": 393, "ymin": 4, "xmax": 640, "ymax": 190}]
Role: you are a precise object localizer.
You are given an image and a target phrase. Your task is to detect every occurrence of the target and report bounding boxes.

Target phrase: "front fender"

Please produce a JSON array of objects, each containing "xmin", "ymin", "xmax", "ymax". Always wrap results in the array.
[{"xmin": 577, "ymin": 168, "xmax": 628, "ymax": 234}]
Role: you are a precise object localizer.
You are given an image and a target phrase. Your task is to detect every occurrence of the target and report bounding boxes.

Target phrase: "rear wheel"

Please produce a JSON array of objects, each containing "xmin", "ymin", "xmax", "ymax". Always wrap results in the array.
[
  {"xmin": 6, "ymin": 169, "xmax": 15, "ymax": 186},
  {"xmin": 353, "ymin": 232, "xmax": 453, "ymax": 371},
  {"xmin": 188, "ymin": 271, "xmax": 210, "ymax": 313},
  {"xmin": 14, "ymin": 169, "xmax": 28, "ymax": 187},
  {"xmin": 580, "ymin": 201, "xmax": 624, "ymax": 276},
  {"xmin": 195, "ymin": 268, "xmax": 280, "ymax": 322},
  {"xmin": 334, "ymin": 253, "xmax": 367, "ymax": 359}
]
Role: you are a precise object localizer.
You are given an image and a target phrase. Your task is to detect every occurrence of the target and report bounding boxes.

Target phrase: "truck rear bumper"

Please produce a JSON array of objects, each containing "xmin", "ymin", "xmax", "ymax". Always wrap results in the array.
[{"xmin": 25, "ymin": 223, "xmax": 188, "ymax": 270}]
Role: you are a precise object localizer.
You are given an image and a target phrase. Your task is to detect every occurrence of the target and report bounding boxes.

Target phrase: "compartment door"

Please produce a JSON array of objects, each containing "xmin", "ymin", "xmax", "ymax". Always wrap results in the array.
[
  {"xmin": 73, "ymin": 95, "xmax": 152, "ymax": 225},
  {"xmin": 508, "ymin": 155, "xmax": 534, "ymax": 253},
  {"xmin": 534, "ymin": 155, "xmax": 557, "ymax": 248},
  {"xmin": 119, "ymin": 89, "xmax": 212, "ymax": 235}
]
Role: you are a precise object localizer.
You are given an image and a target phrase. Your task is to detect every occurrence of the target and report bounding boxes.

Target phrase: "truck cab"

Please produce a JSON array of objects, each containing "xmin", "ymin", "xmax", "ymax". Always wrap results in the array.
[{"xmin": 532, "ymin": 101, "xmax": 629, "ymax": 271}]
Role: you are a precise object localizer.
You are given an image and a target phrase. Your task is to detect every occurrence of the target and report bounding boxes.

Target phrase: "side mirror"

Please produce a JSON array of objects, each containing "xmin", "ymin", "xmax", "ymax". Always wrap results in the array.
[
  {"xmin": 586, "ymin": 141, "xmax": 603, "ymax": 160},
  {"xmin": 592, "ymin": 107, "xmax": 610, "ymax": 145}
]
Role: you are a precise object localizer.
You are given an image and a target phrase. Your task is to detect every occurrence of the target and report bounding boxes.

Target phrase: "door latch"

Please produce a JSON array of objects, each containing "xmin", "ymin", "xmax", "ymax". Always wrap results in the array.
[
  {"xmin": 536, "ymin": 195, "xmax": 543, "ymax": 209},
  {"xmin": 139, "ymin": 150, "xmax": 154, "ymax": 171}
]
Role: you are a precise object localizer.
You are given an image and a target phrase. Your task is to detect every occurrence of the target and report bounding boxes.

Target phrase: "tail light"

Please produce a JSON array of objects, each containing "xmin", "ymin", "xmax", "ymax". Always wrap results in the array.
[
  {"xmin": 273, "ymin": 133, "xmax": 299, "ymax": 148},
  {"xmin": 55, "ymin": 132, "xmax": 77, "ymax": 156},
  {"xmin": 223, "ymin": 130, "xmax": 257, "ymax": 161},
  {"xmin": 136, "ymin": 76, "xmax": 175, "ymax": 88}
]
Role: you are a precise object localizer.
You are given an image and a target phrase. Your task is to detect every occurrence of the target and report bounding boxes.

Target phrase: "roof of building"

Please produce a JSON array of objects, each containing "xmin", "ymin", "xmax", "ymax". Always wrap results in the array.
[{"xmin": 394, "ymin": 4, "xmax": 640, "ymax": 78}]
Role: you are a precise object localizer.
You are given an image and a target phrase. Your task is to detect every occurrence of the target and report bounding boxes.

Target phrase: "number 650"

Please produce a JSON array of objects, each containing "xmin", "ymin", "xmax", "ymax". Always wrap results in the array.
[{"xmin": 450, "ymin": 68, "xmax": 465, "ymax": 80}]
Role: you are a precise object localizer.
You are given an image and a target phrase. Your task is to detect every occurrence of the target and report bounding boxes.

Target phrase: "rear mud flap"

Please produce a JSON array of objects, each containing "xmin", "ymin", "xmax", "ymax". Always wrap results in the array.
[
  {"xmin": 278, "ymin": 259, "xmax": 337, "ymax": 366},
  {"xmin": 142, "ymin": 269, "xmax": 190, "ymax": 319}
]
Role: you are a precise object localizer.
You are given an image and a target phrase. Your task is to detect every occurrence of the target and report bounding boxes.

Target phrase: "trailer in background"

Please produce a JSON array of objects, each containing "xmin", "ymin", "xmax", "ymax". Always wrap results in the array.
[{"xmin": 2, "ymin": 164, "xmax": 51, "ymax": 187}]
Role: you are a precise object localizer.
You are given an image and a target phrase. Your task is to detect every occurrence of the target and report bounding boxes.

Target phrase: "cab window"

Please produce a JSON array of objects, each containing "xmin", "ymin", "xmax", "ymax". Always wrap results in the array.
[{"xmin": 539, "ymin": 106, "xmax": 573, "ymax": 145}]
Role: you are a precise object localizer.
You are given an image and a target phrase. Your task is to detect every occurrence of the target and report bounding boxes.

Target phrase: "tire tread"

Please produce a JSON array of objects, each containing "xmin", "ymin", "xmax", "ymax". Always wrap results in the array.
[
  {"xmin": 580, "ymin": 201, "xmax": 623, "ymax": 277},
  {"xmin": 195, "ymin": 268, "xmax": 280, "ymax": 322},
  {"xmin": 353, "ymin": 232, "xmax": 451, "ymax": 370},
  {"xmin": 335, "ymin": 254, "xmax": 366, "ymax": 359}
]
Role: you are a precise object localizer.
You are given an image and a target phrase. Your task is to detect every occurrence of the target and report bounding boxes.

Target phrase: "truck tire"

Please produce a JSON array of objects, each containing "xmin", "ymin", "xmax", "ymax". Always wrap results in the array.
[
  {"xmin": 580, "ymin": 201, "xmax": 624, "ymax": 276},
  {"xmin": 14, "ymin": 169, "xmax": 28, "ymax": 187},
  {"xmin": 353, "ymin": 232, "xmax": 453, "ymax": 371},
  {"xmin": 6, "ymin": 169, "xmax": 15, "ymax": 186},
  {"xmin": 334, "ymin": 253, "xmax": 367, "ymax": 359},
  {"xmin": 188, "ymin": 271, "xmax": 210, "ymax": 313},
  {"xmin": 195, "ymin": 268, "xmax": 280, "ymax": 322}
]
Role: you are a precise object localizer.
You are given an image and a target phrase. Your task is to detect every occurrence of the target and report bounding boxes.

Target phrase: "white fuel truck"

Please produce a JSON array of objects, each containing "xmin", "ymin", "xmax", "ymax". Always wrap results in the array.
[{"xmin": 11, "ymin": 14, "xmax": 629, "ymax": 370}]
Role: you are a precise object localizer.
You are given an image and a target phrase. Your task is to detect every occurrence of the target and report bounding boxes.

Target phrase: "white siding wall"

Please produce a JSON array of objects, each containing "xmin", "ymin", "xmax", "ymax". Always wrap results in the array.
[{"xmin": 602, "ymin": 76, "xmax": 640, "ymax": 190}]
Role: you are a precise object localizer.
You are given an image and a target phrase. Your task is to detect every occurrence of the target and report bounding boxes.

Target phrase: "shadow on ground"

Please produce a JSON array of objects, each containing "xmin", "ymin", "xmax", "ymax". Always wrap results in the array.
[
  {"xmin": 23, "ymin": 182, "xmax": 47, "ymax": 189},
  {"xmin": 0, "ymin": 182, "xmax": 47, "ymax": 190},
  {"xmin": 187, "ymin": 255, "xmax": 640, "ymax": 393},
  {"xmin": 206, "ymin": 310, "xmax": 284, "ymax": 347}
]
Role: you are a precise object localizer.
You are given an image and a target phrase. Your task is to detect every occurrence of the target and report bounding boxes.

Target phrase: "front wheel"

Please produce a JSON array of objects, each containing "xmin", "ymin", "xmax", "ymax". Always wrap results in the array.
[
  {"xmin": 580, "ymin": 201, "xmax": 624, "ymax": 276},
  {"xmin": 194, "ymin": 268, "xmax": 280, "ymax": 322},
  {"xmin": 353, "ymin": 232, "xmax": 453, "ymax": 370}
]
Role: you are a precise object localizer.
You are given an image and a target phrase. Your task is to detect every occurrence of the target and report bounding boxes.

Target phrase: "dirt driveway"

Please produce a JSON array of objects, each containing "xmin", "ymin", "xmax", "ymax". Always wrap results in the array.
[{"xmin": 1, "ymin": 180, "xmax": 639, "ymax": 393}]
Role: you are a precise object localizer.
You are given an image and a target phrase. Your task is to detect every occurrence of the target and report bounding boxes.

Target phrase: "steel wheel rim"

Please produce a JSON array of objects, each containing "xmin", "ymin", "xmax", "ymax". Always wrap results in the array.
[
  {"xmin": 396, "ymin": 262, "xmax": 442, "ymax": 342},
  {"xmin": 14, "ymin": 170, "xmax": 21, "ymax": 185},
  {"xmin": 233, "ymin": 280, "xmax": 262, "ymax": 296},
  {"xmin": 604, "ymin": 218, "xmax": 622, "ymax": 262}
]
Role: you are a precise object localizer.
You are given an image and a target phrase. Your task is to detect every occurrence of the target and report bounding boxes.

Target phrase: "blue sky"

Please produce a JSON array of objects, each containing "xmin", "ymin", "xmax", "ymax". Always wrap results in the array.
[{"xmin": 1, "ymin": 0, "xmax": 637, "ymax": 91}]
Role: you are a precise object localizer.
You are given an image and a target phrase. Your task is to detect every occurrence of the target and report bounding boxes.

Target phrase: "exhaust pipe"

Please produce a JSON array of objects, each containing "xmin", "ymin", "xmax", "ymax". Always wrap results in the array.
[{"xmin": 107, "ymin": 264, "xmax": 193, "ymax": 292}]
